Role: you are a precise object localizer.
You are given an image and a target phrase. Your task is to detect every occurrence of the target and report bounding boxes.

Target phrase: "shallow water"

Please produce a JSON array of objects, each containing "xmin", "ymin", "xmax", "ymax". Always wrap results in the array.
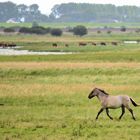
[
  {"xmin": 0, "ymin": 48, "xmax": 72, "ymax": 55},
  {"xmin": 124, "ymin": 41, "xmax": 138, "ymax": 44}
]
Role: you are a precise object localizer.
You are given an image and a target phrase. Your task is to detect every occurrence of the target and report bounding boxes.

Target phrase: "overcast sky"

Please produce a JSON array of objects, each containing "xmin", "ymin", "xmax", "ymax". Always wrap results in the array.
[{"xmin": 1, "ymin": 0, "xmax": 140, "ymax": 14}]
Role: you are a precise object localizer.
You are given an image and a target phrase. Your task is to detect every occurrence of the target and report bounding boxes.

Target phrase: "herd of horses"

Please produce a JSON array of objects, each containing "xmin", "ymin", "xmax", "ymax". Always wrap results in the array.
[
  {"xmin": 79, "ymin": 41, "xmax": 118, "ymax": 46},
  {"xmin": 0, "ymin": 41, "xmax": 117, "ymax": 48},
  {"xmin": 0, "ymin": 42, "xmax": 16, "ymax": 48},
  {"xmin": 52, "ymin": 41, "xmax": 118, "ymax": 47}
]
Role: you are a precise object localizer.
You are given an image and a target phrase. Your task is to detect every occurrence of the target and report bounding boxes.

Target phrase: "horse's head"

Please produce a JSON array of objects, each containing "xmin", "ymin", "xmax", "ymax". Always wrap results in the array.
[
  {"xmin": 88, "ymin": 88, "xmax": 109, "ymax": 99},
  {"xmin": 88, "ymin": 88, "xmax": 98, "ymax": 99}
]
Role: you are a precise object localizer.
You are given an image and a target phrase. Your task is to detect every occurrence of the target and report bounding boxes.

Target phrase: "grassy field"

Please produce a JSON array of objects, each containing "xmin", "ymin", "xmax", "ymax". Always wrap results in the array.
[{"xmin": 0, "ymin": 30, "xmax": 140, "ymax": 140}]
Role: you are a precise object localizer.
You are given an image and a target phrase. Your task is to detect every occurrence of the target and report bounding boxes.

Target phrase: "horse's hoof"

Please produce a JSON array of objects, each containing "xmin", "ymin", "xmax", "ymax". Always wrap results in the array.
[{"xmin": 133, "ymin": 118, "xmax": 136, "ymax": 121}]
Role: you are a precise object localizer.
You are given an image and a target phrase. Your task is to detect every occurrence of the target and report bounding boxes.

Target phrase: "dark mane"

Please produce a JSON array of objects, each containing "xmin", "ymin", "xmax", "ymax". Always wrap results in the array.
[{"xmin": 97, "ymin": 88, "xmax": 109, "ymax": 95}]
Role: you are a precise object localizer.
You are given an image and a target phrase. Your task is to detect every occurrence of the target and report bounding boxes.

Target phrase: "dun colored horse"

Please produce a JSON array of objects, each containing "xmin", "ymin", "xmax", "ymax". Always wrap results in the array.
[{"xmin": 88, "ymin": 88, "xmax": 139, "ymax": 120}]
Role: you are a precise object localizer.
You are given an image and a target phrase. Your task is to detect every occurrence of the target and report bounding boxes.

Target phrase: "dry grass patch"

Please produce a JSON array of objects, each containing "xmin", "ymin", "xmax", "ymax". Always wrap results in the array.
[
  {"xmin": 0, "ymin": 62, "xmax": 140, "ymax": 69},
  {"xmin": 0, "ymin": 83, "xmax": 91, "ymax": 97},
  {"xmin": 0, "ymin": 83, "xmax": 139, "ymax": 97}
]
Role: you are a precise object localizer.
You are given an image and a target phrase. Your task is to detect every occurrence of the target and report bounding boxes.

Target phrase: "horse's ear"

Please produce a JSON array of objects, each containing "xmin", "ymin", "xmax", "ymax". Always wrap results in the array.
[{"xmin": 94, "ymin": 87, "xmax": 98, "ymax": 91}]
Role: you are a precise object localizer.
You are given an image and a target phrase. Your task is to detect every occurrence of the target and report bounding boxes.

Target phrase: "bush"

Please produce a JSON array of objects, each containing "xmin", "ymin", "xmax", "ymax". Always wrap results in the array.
[
  {"xmin": 73, "ymin": 25, "xmax": 87, "ymax": 36},
  {"xmin": 19, "ymin": 26, "xmax": 51, "ymax": 35},
  {"xmin": 50, "ymin": 28, "xmax": 63, "ymax": 36},
  {"xmin": 4, "ymin": 27, "xmax": 15, "ymax": 32},
  {"xmin": 19, "ymin": 27, "xmax": 31, "ymax": 34},
  {"xmin": 29, "ymin": 26, "xmax": 48, "ymax": 34}
]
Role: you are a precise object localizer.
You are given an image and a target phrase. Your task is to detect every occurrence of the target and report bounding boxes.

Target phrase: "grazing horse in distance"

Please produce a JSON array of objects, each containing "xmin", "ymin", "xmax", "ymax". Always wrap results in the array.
[
  {"xmin": 88, "ymin": 88, "xmax": 139, "ymax": 120},
  {"xmin": 79, "ymin": 42, "xmax": 87, "ymax": 46},
  {"xmin": 0, "ymin": 42, "xmax": 16, "ymax": 48},
  {"xmin": 65, "ymin": 43, "xmax": 69, "ymax": 47},
  {"xmin": 91, "ymin": 42, "xmax": 96, "ymax": 46},
  {"xmin": 100, "ymin": 42, "xmax": 106, "ymax": 46},
  {"xmin": 111, "ymin": 42, "xmax": 118, "ymax": 45},
  {"xmin": 52, "ymin": 43, "xmax": 57, "ymax": 47}
]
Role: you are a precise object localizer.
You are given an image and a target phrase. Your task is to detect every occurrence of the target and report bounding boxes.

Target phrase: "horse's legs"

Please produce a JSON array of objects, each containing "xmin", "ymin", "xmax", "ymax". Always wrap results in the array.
[
  {"xmin": 106, "ymin": 108, "xmax": 113, "ymax": 120},
  {"xmin": 96, "ymin": 108, "xmax": 104, "ymax": 120},
  {"xmin": 128, "ymin": 108, "xmax": 136, "ymax": 120},
  {"xmin": 119, "ymin": 105, "xmax": 125, "ymax": 120},
  {"xmin": 126, "ymin": 106, "xmax": 136, "ymax": 120}
]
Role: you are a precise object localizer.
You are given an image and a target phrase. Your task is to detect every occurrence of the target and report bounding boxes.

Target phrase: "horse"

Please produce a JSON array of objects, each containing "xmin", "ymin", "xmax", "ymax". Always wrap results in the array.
[
  {"xmin": 65, "ymin": 43, "xmax": 69, "ymax": 47},
  {"xmin": 111, "ymin": 42, "xmax": 118, "ymax": 46},
  {"xmin": 100, "ymin": 42, "xmax": 106, "ymax": 46},
  {"xmin": 79, "ymin": 42, "xmax": 87, "ymax": 46},
  {"xmin": 88, "ymin": 88, "xmax": 139, "ymax": 120},
  {"xmin": 52, "ymin": 43, "xmax": 57, "ymax": 47},
  {"xmin": 91, "ymin": 42, "xmax": 97, "ymax": 46}
]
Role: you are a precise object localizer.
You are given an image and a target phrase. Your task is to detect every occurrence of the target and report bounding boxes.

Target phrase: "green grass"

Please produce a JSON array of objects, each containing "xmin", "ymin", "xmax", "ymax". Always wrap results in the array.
[
  {"xmin": 0, "ymin": 50, "xmax": 140, "ymax": 62},
  {"xmin": 0, "ymin": 95, "xmax": 140, "ymax": 140},
  {"xmin": 0, "ymin": 67, "xmax": 139, "ymax": 78},
  {"xmin": 0, "ymin": 29, "xmax": 140, "ymax": 140},
  {"xmin": 0, "ymin": 59, "xmax": 140, "ymax": 139}
]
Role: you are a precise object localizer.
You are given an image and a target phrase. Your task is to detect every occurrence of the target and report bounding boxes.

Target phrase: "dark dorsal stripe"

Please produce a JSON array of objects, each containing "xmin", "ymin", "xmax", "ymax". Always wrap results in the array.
[{"xmin": 98, "ymin": 88, "xmax": 109, "ymax": 95}]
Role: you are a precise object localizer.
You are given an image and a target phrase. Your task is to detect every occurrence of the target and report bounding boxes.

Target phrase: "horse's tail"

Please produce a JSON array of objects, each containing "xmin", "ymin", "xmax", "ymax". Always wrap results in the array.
[{"xmin": 130, "ymin": 98, "xmax": 139, "ymax": 107}]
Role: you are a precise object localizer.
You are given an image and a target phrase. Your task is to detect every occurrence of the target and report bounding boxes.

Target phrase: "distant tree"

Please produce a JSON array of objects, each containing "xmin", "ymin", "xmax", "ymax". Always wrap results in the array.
[
  {"xmin": 50, "ymin": 3, "xmax": 140, "ymax": 22},
  {"xmin": 0, "ymin": 2, "xmax": 18, "ymax": 22},
  {"xmin": 50, "ymin": 28, "xmax": 63, "ymax": 36},
  {"xmin": 29, "ymin": 4, "xmax": 40, "ymax": 16},
  {"xmin": 17, "ymin": 4, "xmax": 28, "ymax": 20},
  {"xmin": 2, "ymin": 2, "xmax": 140, "ymax": 23},
  {"xmin": 0, "ymin": 2, "xmax": 49, "ymax": 22},
  {"xmin": 30, "ymin": 26, "xmax": 48, "ymax": 34},
  {"xmin": 73, "ymin": 25, "xmax": 87, "ymax": 36}
]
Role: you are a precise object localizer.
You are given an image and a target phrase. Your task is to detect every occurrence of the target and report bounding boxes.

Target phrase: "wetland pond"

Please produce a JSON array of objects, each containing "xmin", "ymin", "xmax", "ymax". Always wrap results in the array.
[{"xmin": 0, "ymin": 47, "xmax": 73, "ymax": 55}]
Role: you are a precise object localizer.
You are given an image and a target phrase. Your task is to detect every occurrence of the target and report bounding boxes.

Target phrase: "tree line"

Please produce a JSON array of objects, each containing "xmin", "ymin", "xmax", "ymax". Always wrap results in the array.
[
  {"xmin": 51, "ymin": 3, "xmax": 140, "ymax": 22},
  {"xmin": 1, "ymin": 2, "xmax": 140, "ymax": 22},
  {"xmin": 0, "ymin": 2, "xmax": 50, "ymax": 22}
]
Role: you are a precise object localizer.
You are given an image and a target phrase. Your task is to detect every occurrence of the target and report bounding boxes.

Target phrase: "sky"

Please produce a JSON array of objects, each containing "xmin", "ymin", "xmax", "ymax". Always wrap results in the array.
[{"xmin": 1, "ymin": 0, "xmax": 140, "ymax": 15}]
